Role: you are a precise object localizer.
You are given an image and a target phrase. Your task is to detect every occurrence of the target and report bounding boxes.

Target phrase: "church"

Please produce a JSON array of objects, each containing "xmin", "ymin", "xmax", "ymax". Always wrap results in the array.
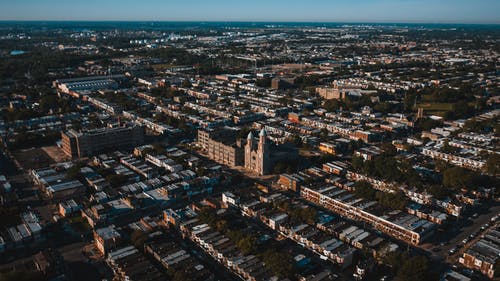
[
  {"xmin": 244, "ymin": 128, "xmax": 298, "ymax": 176},
  {"xmin": 199, "ymin": 127, "xmax": 298, "ymax": 176},
  {"xmin": 244, "ymin": 129, "xmax": 271, "ymax": 176}
]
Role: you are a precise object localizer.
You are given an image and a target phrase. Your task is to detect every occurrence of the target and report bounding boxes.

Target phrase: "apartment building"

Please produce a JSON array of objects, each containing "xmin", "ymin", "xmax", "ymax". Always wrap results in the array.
[{"xmin": 61, "ymin": 125, "xmax": 144, "ymax": 158}]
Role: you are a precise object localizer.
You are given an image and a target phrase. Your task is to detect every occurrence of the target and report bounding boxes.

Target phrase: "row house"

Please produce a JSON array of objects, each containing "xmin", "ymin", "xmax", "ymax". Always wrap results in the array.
[
  {"xmin": 184, "ymin": 223, "xmax": 274, "ymax": 281},
  {"xmin": 301, "ymin": 186, "xmax": 436, "ymax": 245},
  {"xmin": 120, "ymin": 155, "xmax": 156, "ymax": 179},
  {"xmin": 459, "ymin": 226, "xmax": 500, "ymax": 279},
  {"xmin": 422, "ymin": 148, "xmax": 485, "ymax": 170}
]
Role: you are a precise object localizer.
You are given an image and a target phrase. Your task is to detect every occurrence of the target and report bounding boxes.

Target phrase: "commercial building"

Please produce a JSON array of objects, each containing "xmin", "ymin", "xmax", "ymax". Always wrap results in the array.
[
  {"xmin": 53, "ymin": 75, "xmax": 124, "ymax": 94},
  {"xmin": 30, "ymin": 168, "xmax": 86, "ymax": 201},
  {"xmin": 61, "ymin": 125, "xmax": 144, "ymax": 158}
]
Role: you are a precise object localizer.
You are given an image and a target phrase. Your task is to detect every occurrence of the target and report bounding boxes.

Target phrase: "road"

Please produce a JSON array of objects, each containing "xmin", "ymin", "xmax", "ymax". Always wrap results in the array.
[
  {"xmin": 447, "ymin": 221, "xmax": 499, "ymax": 264},
  {"xmin": 422, "ymin": 203, "xmax": 500, "ymax": 262}
]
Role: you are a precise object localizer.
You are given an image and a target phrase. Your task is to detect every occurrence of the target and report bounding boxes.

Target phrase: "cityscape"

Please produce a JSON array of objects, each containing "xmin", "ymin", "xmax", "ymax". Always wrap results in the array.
[{"xmin": 0, "ymin": 2, "xmax": 499, "ymax": 281}]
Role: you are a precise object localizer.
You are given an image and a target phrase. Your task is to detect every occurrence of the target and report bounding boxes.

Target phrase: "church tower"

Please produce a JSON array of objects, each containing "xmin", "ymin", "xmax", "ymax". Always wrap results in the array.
[
  {"xmin": 257, "ymin": 128, "xmax": 270, "ymax": 175},
  {"xmin": 244, "ymin": 129, "xmax": 271, "ymax": 175},
  {"xmin": 244, "ymin": 131, "xmax": 254, "ymax": 171}
]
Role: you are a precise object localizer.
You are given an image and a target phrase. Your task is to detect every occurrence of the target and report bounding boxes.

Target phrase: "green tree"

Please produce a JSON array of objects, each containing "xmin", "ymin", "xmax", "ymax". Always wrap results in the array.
[
  {"xmin": 182, "ymin": 79, "xmax": 192, "ymax": 88},
  {"xmin": 261, "ymin": 250, "xmax": 296, "ymax": 279},
  {"xmin": 236, "ymin": 235, "xmax": 256, "ymax": 255},
  {"xmin": 351, "ymin": 156, "xmax": 364, "ymax": 172},
  {"xmin": 106, "ymin": 174, "xmax": 128, "ymax": 188},
  {"xmin": 484, "ymin": 154, "xmax": 500, "ymax": 176},
  {"xmin": 376, "ymin": 191, "xmax": 408, "ymax": 211},
  {"xmin": 65, "ymin": 164, "xmax": 84, "ymax": 180},
  {"xmin": 354, "ymin": 181, "xmax": 376, "ymax": 200},
  {"xmin": 324, "ymin": 99, "xmax": 344, "ymax": 112},
  {"xmin": 395, "ymin": 256, "xmax": 430, "ymax": 281},
  {"xmin": 442, "ymin": 167, "xmax": 473, "ymax": 189}
]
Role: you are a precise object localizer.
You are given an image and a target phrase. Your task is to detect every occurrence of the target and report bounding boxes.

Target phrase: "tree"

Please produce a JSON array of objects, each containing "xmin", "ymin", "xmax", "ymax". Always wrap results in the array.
[
  {"xmin": 484, "ymin": 153, "xmax": 500, "ymax": 176},
  {"xmin": 324, "ymin": 99, "xmax": 344, "ymax": 112},
  {"xmin": 261, "ymin": 250, "xmax": 296, "ymax": 278},
  {"xmin": 382, "ymin": 252, "xmax": 433, "ymax": 281},
  {"xmin": 351, "ymin": 156, "xmax": 364, "ymax": 172},
  {"xmin": 167, "ymin": 267, "xmax": 194, "ymax": 281},
  {"xmin": 395, "ymin": 256, "xmax": 430, "ymax": 281},
  {"xmin": 415, "ymin": 118, "xmax": 441, "ymax": 131},
  {"xmin": 382, "ymin": 251, "xmax": 406, "ymax": 271},
  {"xmin": 106, "ymin": 174, "xmax": 128, "ymax": 188},
  {"xmin": 182, "ymin": 79, "xmax": 192, "ymax": 88},
  {"xmin": 376, "ymin": 191, "xmax": 408, "ymax": 211},
  {"xmin": 290, "ymin": 207, "xmax": 317, "ymax": 225},
  {"xmin": 215, "ymin": 220, "xmax": 228, "ymax": 232},
  {"xmin": 354, "ymin": 181, "xmax": 376, "ymax": 200},
  {"xmin": 380, "ymin": 143, "xmax": 397, "ymax": 157},
  {"xmin": 427, "ymin": 185, "xmax": 450, "ymax": 200},
  {"xmin": 442, "ymin": 167, "xmax": 473, "ymax": 189},
  {"xmin": 236, "ymin": 235, "xmax": 256, "ymax": 255},
  {"xmin": 65, "ymin": 164, "xmax": 84, "ymax": 180}
]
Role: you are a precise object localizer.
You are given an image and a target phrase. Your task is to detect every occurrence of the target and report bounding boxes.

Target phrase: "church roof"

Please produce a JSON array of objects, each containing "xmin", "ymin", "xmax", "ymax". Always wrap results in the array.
[
  {"xmin": 247, "ymin": 131, "xmax": 254, "ymax": 139},
  {"xmin": 259, "ymin": 128, "xmax": 267, "ymax": 137}
]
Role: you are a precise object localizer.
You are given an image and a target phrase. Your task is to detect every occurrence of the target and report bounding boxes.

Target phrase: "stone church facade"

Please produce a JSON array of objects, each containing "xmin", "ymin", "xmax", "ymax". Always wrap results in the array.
[{"xmin": 244, "ymin": 129, "xmax": 271, "ymax": 176}]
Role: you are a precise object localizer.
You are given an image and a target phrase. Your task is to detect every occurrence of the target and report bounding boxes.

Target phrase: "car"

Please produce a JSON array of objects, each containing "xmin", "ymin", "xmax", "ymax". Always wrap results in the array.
[
  {"xmin": 462, "ymin": 238, "xmax": 469, "ymax": 244},
  {"xmin": 472, "ymin": 213, "xmax": 479, "ymax": 218},
  {"xmin": 449, "ymin": 248, "xmax": 456, "ymax": 255},
  {"xmin": 439, "ymin": 242, "xmax": 447, "ymax": 246},
  {"xmin": 462, "ymin": 269, "xmax": 474, "ymax": 276}
]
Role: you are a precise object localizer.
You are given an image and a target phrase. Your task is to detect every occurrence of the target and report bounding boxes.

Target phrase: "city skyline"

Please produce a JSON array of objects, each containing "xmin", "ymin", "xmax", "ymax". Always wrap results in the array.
[{"xmin": 0, "ymin": 0, "xmax": 499, "ymax": 24}]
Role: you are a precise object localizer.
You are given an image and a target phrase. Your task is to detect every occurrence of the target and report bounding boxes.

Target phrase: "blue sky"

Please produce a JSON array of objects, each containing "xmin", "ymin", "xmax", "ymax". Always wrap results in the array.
[{"xmin": 0, "ymin": 0, "xmax": 499, "ymax": 23}]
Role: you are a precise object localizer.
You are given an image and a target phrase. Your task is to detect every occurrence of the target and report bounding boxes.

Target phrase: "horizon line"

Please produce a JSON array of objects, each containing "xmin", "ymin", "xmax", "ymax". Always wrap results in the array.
[{"xmin": 0, "ymin": 20, "xmax": 499, "ymax": 25}]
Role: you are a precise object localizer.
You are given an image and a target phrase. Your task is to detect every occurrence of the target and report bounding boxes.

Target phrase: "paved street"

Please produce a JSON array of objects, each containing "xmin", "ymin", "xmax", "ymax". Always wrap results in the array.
[{"xmin": 422, "ymin": 203, "xmax": 500, "ymax": 262}]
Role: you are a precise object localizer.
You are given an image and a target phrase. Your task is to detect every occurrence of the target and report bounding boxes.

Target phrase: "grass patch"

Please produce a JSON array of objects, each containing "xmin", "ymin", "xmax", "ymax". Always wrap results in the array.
[{"xmin": 417, "ymin": 102, "xmax": 454, "ymax": 111}]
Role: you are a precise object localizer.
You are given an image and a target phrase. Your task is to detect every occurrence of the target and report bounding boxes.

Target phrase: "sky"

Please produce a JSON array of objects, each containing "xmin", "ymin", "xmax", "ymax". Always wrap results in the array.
[{"xmin": 0, "ymin": 0, "xmax": 499, "ymax": 24}]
